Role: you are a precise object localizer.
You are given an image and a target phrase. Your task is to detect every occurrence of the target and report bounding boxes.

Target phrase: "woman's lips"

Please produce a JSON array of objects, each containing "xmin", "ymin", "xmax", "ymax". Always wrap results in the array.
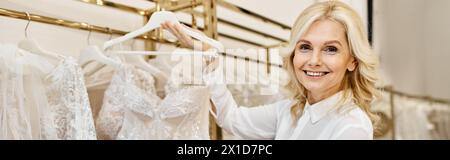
[{"xmin": 303, "ymin": 70, "xmax": 330, "ymax": 77}]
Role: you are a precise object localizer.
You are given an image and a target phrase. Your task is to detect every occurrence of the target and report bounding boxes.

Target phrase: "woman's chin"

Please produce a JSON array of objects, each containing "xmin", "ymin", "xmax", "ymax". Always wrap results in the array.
[{"xmin": 301, "ymin": 84, "xmax": 324, "ymax": 93}]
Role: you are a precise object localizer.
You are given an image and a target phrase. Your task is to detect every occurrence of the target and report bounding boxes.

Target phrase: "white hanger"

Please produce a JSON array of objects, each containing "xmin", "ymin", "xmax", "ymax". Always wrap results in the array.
[
  {"xmin": 102, "ymin": 11, "xmax": 224, "ymax": 53},
  {"xmin": 110, "ymin": 38, "xmax": 167, "ymax": 79},
  {"xmin": 122, "ymin": 54, "xmax": 168, "ymax": 80},
  {"xmin": 18, "ymin": 39, "xmax": 62, "ymax": 60},
  {"xmin": 80, "ymin": 46, "xmax": 168, "ymax": 78},
  {"xmin": 78, "ymin": 45, "xmax": 122, "ymax": 69},
  {"xmin": 16, "ymin": 48, "xmax": 55, "ymax": 75},
  {"xmin": 109, "ymin": 50, "xmax": 218, "ymax": 56},
  {"xmin": 18, "ymin": 12, "xmax": 61, "ymax": 62},
  {"xmin": 78, "ymin": 24, "xmax": 123, "ymax": 76}
]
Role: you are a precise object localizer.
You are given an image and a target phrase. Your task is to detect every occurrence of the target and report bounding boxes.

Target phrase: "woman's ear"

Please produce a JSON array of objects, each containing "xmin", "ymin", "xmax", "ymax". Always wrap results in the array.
[{"xmin": 347, "ymin": 57, "xmax": 357, "ymax": 72}]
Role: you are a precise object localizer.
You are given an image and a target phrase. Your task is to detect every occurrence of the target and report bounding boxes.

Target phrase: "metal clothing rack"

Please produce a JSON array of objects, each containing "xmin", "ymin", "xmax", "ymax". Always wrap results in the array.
[
  {"xmin": 0, "ymin": 8, "xmax": 174, "ymax": 44},
  {"xmin": 379, "ymin": 86, "xmax": 450, "ymax": 139},
  {"xmin": 382, "ymin": 87, "xmax": 450, "ymax": 105},
  {"xmin": 0, "ymin": 4, "xmax": 228, "ymax": 140},
  {"xmin": 0, "ymin": 0, "xmax": 293, "ymax": 140},
  {"xmin": 81, "ymin": 0, "xmax": 291, "ymax": 45},
  {"xmin": 77, "ymin": 0, "xmax": 286, "ymax": 69}
]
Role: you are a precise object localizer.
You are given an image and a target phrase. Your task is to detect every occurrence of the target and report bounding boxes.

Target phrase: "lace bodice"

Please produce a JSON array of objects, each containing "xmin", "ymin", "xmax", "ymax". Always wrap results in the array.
[
  {"xmin": 1, "ymin": 44, "xmax": 96, "ymax": 140},
  {"xmin": 45, "ymin": 56, "xmax": 97, "ymax": 140},
  {"xmin": 95, "ymin": 64, "xmax": 157, "ymax": 139},
  {"xmin": 96, "ymin": 64, "xmax": 210, "ymax": 140},
  {"xmin": 117, "ymin": 82, "xmax": 210, "ymax": 140}
]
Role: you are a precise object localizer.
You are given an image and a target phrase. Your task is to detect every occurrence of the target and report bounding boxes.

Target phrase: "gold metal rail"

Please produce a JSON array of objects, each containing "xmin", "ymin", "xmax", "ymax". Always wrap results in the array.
[{"xmin": 0, "ymin": 8, "xmax": 176, "ymax": 44}]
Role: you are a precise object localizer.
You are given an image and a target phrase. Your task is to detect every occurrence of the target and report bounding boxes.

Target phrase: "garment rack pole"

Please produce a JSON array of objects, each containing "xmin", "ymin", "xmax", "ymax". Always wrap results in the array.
[
  {"xmin": 76, "ymin": 0, "xmax": 288, "ymax": 47},
  {"xmin": 0, "ymin": 7, "xmax": 283, "ymax": 69},
  {"xmin": 216, "ymin": 0, "xmax": 291, "ymax": 30},
  {"xmin": 78, "ymin": 0, "xmax": 204, "ymax": 16},
  {"xmin": 74, "ymin": 0, "xmax": 284, "ymax": 68},
  {"xmin": 181, "ymin": 9, "xmax": 288, "ymax": 42},
  {"xmin": 0, "ymin": 8, "xmax": 175, "ymax": 44},
  {"xmin": 78, "ymin": 0, "xmax": 148, "ymax": 15},
  {"xmin": 386, "ymin": 86, "xmax": 396, "ymax": 140},
  {"xmin": 379, "ymin": 86, "xmax": 450, "ymax": 140},
  {"xmin": 381, "ymin": 87, "xmax": 450, "ymax": 105}
]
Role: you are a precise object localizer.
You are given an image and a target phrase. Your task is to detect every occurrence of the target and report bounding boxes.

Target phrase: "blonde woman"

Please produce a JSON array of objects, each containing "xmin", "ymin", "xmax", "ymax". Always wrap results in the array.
[{"xmin": 162, "ymin": 1, "xmax": 380, "ymax": 140}]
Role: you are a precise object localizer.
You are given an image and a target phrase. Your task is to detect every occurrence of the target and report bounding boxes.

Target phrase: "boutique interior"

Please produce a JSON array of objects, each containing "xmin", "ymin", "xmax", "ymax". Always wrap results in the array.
[{"xmin": 0, "ymin": 0, "xmax": 449, "ymax": 140}]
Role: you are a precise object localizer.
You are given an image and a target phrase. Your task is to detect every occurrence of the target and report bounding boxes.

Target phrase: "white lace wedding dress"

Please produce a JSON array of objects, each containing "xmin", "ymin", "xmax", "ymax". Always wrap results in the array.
[
  {"xmin": 45, "ymin": 56, "xmax": 97, "ymax": 140},
  {"xmin": 0, "ymin": 44, "xmax": 96, "ymax": 140},
  {"xmin": 1, "ymin": 44, "xmax": 57, "ymax": 139},
  {"xmin": 96, "ymin": 53, "xmax": 211, "ymax": 140}
]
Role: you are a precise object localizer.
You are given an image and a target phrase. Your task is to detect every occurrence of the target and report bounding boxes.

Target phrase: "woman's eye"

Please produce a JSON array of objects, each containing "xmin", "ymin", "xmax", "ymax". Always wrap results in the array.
[
  {"xmin": 299, "ymin": 44, "xmax": 312, "ymax": 52},
  {"xmin": 324, "ymin": 46, "xmax": 338, "ymax": 54}
]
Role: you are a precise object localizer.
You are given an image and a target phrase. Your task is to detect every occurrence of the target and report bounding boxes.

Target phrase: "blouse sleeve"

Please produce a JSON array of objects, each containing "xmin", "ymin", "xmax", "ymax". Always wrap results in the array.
[{"xmin": 203, "ymin": 62, "xmax": 284, "ymax": 140}]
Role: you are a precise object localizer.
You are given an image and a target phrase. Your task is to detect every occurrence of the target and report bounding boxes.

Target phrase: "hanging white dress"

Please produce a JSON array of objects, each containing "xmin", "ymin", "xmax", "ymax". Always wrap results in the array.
[
  {"xmin": 0, "ymin": 44, "xmax": 96, "ymax": 140},
  {"xmin": 394, "ymin": 97, "xmax": 433, "ymax": 140},
  {"xmin": 0, "ymin": 44, "xmax": 57, "ymax": 139},
  {"xmin": 95, "ymin": 64, "xmax": 158, "ymax": 140},
  {"xmin": 1, "ymin": 44, "xmax": 32, "ymax": 139},
  {"xmin": 116, "ymin": 76, "xmax": 210, "ymax": 140},
  {"xmin": 45, "ymin": 56, "xmax": 97, "ymax": 140},
  {"xmin": 96, "ymin": 49, "xmax": 212, "ymax": 140}
]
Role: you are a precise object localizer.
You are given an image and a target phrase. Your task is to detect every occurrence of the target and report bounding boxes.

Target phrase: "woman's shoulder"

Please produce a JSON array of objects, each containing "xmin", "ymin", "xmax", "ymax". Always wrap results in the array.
[
  {"xmin": 269, "ymin": 98, "xmax": 296, "ymax": 108},
  {"xmin": 333, "ymin": 103, "xmax": 373, "ymax": 133},
  {"xmin": 267, "ymin": 98, "xmax": 297, "ymax": 114}
]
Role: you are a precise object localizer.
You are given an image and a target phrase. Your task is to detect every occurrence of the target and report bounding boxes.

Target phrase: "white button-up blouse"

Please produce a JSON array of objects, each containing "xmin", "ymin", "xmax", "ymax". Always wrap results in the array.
[{"xmin": 204, "ymin": 66, "xmax": 373, "ymax": 140}]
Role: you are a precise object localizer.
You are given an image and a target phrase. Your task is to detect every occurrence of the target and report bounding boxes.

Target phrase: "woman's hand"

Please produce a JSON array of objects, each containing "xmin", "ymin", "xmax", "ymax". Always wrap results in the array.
[
  {"xmin": 161, "ymin": 21, "xmax": 211, "ymax": 51},
  {"xmin": 161, "ymin": 21, "xmax": 219, "ymax": 75}
]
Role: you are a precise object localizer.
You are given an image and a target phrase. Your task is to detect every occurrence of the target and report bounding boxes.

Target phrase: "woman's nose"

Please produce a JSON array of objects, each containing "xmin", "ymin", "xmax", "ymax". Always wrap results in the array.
[{"xmin": 307, "ymin": 50, "xmax": 322, "ymax": 66}]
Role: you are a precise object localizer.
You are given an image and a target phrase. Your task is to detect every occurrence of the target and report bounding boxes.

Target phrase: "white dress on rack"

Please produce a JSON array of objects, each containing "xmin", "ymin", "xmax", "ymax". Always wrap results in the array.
[
  {"xmin": 95, "ymin": 64, "xmax": 158, "ymax": 140},
  {"xmin": 45, "ymin": 56, "xmax": 97, "ymax": 140},
  {"xmin": 394, "ymin": 97, "xmax": 434, "ymax": 140},
  {"xmin": 1, "ymin": 44, "xmax": 34, "ymax": 139},
  {"xmin": 97, "ymin": 63, "xmax": 209, "ymax": 139},
  {"xmin": 116, "ymin": 77, "xmax": 210, "ymax": 140},
  {"xmin": 428, "ymin": 103, "xmax": 450, "ymax": 139},
  {"xmin": 95, "ymin": 61, "xmax": 211, "ymax": 140},
  {"xmin": 0, "ymin": 44, "xmax": 57, "ymax": 139},
  {"xmin": 0, "ymin": 44, "xmax": 96, "ymax": 140}
]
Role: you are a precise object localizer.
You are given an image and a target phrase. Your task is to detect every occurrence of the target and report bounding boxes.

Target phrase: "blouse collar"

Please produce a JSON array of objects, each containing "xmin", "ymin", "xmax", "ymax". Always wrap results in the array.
[{"xmin": 304, "ymin": 90, "xmax": 350, "ymax": 124}]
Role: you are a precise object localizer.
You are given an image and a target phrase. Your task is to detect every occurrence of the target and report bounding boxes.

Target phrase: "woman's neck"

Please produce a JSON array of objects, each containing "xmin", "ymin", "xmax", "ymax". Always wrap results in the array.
[{"xmin": 307, "ymin": 86, "xmax": 342, "ymax": 105}]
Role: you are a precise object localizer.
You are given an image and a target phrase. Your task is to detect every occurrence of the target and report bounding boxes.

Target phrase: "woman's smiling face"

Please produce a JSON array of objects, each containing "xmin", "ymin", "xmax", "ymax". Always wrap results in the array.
[{"xmin": 293, "ymin": 19, "xmax": 357, "ymax": 102}]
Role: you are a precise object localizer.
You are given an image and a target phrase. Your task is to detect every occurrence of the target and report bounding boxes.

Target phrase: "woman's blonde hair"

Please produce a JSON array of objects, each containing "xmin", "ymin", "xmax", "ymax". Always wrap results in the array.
[{"xmin": 284, "ymin": 1, "xmax": 380, "ymax": 132}]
